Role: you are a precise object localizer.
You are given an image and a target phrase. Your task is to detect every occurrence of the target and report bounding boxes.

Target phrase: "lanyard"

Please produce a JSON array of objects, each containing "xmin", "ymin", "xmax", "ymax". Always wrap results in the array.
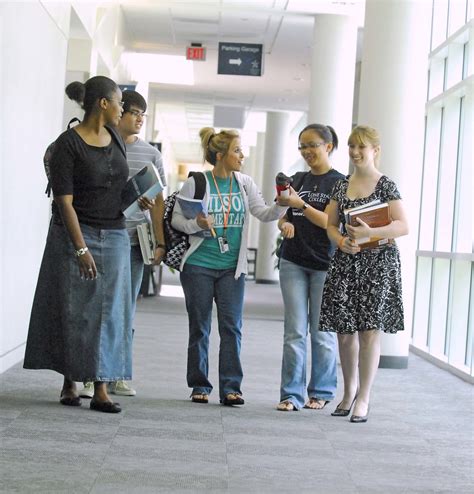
[{"xmin": 211, "ymin": 171, "xmax": 233, "ymax": 236}]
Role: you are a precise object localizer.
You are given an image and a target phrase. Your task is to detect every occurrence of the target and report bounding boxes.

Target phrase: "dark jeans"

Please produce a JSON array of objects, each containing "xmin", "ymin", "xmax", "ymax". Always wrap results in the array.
[{"xmin": 180, "ymin": 264, "xmax": 245, "ymax": 401}]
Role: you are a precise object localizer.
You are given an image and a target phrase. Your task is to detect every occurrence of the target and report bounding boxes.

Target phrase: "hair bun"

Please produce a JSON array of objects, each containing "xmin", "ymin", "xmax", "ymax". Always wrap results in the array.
[{"xmin": 65, "ymin": 81, "xmax": 85, "ymax": 105}]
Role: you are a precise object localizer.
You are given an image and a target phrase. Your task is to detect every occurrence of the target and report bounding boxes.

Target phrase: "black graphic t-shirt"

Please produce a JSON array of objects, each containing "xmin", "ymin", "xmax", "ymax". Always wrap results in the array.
[{"xmin": 280, "ymin": 168, "xmax": 344, "ymax": 271}]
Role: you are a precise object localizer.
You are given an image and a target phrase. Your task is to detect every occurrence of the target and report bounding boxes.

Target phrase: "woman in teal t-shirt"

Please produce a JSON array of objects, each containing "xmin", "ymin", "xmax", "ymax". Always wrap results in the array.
[{"xmin": 172, "ymin": 127, "xmax": 299, "ymax": 406}]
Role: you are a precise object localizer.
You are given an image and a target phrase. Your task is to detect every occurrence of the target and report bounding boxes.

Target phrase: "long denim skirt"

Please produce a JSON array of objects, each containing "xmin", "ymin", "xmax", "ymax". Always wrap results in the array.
[{"xmin": 24, "ymin": 221, "xmax": 133, "ymax": 382}]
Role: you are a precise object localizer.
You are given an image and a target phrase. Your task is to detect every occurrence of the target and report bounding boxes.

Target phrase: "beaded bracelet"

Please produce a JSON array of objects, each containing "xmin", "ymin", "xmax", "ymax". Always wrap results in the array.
[{"xmin": 75, "ymin": 247, "xmax": 89, "ymax": 257}]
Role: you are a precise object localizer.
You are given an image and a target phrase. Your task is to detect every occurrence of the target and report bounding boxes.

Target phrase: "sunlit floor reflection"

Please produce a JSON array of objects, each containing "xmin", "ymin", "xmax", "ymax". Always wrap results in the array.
[{"xmin": 159, "ymin": 284, "xmax": 185, "ymax": 298}]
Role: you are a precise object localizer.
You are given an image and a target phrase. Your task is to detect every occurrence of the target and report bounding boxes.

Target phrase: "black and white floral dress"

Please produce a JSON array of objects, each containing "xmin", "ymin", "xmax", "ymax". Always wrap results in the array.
[{"xmin": 319, "ymin": 175, "xmax": 404, "ymax": 334}]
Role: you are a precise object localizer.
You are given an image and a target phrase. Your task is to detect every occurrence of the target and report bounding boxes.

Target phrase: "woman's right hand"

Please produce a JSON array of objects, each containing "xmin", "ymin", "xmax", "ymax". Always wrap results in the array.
[
  {"xmin": 196, "ymin": 212, "xmax": 214, "ymax": 231},
  {"xmin": 280, "ymin": 221, "xmax": 295, "ymax": 239},
  {"xmin": 276, "ymin": 187, "xmax": 305, "ymax": 209},
  {"xmin": 338, "ymin": 236, "xmax": 361, "ymax": 255},
  {"xmin": 77, "ymin": 251, "xmax": 97, "ymax": 280}
]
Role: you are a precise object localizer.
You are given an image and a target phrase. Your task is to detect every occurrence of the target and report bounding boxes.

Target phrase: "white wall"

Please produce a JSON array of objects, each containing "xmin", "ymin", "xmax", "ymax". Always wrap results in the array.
[{"xmin": 0, "ymin": 3, "xmax": 70, "ymax": 372}]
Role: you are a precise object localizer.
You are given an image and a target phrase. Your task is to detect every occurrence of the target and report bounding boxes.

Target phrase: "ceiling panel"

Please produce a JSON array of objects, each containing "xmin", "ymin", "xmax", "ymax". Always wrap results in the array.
[{"xmin": 121, "ymin": 0, "xmax": 364, "ymax": 163}]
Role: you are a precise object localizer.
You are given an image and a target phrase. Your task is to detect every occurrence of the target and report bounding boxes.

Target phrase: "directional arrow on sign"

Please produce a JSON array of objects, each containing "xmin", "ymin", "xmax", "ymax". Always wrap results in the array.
[{"xmin": 218, "ymin": 42, "xmax": 263, "ymax": 76}]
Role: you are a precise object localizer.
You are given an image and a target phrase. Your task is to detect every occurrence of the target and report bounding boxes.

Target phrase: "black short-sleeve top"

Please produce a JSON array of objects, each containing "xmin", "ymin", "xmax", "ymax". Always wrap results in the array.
[
  {"xmin": 50, "ymin": 126, "xmax": 129, "ymax": 229},
  {"xmin": 280, "ymin": 168, "xmax": 345, "ymax": 271}
]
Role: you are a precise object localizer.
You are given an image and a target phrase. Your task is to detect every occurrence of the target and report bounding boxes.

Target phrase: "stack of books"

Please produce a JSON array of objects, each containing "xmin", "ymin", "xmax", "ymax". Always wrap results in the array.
[
  {"xmin": 344, "ymin": 200, "xmax": 391, "ymax": 250},
  {"xmin": 137, "ymin": 223, "xmax": 156, "ymax": 265},
  {"xmin": 121, "ymin": 164, "xmax": 164, "ymax": 218}
]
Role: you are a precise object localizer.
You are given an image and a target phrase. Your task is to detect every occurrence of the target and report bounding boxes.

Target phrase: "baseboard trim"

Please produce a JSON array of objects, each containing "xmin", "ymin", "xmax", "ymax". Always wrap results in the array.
[
  {"xmin": 255, "ymin": 279, "xmax": 279, "ymax": 285},
  {"xmin": 0, "ymin": 342, "xmax": 26, "ymax": 374},
  {"xmin": 379, "ymin": 355, "xmax": 408, "ymax": 369}
]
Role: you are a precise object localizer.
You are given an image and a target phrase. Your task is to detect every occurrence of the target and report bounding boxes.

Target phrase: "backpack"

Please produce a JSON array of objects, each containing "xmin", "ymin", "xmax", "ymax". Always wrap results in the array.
[
  {"xmin": 44, "ymin": 117, "xmax": 81, "ymax": 197},
  {"xmin": 163, "ymin": 171, "xmax": 207, "ymax": 270}
]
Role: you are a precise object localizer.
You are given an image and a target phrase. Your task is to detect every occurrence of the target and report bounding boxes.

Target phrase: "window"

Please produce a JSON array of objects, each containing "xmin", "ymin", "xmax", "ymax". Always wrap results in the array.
[{"xmin": 412, "ymin": 0, "xmax": 473, "ymax": 379}]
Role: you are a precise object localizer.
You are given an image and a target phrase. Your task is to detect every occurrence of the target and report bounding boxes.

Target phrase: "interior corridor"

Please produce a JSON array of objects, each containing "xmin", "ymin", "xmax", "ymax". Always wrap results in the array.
[{"xmin": 1, "ymin": 271, "xmax": 472, "ymax": 493}]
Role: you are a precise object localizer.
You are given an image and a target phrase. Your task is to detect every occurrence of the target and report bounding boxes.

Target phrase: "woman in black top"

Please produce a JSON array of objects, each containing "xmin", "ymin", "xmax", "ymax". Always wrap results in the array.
[
  {"xmin": 277, "ymin": 124, "xmax": 344, "ymax": 411},
  {"xmin": 24, "ymin": 76, "xmax": 132, "ymax": 414}
]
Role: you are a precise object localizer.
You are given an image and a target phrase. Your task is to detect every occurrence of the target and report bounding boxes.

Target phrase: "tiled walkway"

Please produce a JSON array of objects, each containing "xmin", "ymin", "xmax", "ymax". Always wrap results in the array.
[{"xmin": 1, "ymin": 273, "xmax": 473, "ymax": 493}]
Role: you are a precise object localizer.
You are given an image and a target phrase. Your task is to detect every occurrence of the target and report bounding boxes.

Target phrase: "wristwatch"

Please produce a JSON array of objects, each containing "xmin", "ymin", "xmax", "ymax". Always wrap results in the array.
[{"xmin": 301, "ymin": 202, "xmax": 308, "ymax": 211}]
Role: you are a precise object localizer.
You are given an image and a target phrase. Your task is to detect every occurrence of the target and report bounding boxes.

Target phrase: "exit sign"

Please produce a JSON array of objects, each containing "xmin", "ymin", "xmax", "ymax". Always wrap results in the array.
[{"xmin": 186, "ymin": 46, "xmax": 206, "ymax": 61}]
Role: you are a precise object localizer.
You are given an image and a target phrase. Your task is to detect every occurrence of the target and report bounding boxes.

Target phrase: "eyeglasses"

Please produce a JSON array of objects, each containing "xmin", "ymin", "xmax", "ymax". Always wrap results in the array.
[
  {"xmin": 106, "ymin": 98, "xmax": 124, "ymax": 107},
  {"xmin": 126, "ymin": 110, "xmax": 148, "ymax": 119},
  {"xmin": 298, "ymin": 142, "xmax": 326, "ymax": 151}
]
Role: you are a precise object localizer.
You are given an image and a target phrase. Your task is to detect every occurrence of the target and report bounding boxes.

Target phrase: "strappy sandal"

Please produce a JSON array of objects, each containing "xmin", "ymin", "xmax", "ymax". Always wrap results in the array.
[
  {"xmin": 191, "ymin": 393, "xmax": 209, "ymax": 404},
  {"xmin": 276, "ymin": 400, "xmax": 296, "ymax": 412},
  {"xmin": 304, "ymin": 398, "xmax": 330, "ymax": 410}
]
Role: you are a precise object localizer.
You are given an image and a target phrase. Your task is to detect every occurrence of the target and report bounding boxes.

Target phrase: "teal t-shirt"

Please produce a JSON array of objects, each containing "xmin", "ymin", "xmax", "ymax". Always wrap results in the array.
[{"xmin": 186, "ymin": 171, "xmax": 245, "ymax": 269}]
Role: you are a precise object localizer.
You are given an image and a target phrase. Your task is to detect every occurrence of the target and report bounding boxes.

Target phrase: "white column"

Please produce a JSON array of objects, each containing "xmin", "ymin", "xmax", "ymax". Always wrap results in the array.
[
  {"xmin": 255, "ymin": 112, "xmax": 290, "ymax": 283},
  {"xmin": 358, "ymin": 0, "xmax": 431, "ymax": 368},
  {"xmin": 309, "ymin": 14, "xmax": 358, "ymax": 174},
  {"xmin": 244, "ymin": 144, "xmax": 259, "ymax": 249},
  {"xmin": 246, "ymin": 132, "xmax": 265, "ymax": 249}
]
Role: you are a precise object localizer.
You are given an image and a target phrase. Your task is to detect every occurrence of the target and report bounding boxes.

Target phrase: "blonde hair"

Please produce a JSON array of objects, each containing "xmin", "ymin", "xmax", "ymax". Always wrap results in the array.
[
  {"xmin": 199, "ymin": 127, "xmax": 240, "ymax": 166},
  {"xmin": 348, "ymin": 125, "xmax": 381, "ymax": 166}
]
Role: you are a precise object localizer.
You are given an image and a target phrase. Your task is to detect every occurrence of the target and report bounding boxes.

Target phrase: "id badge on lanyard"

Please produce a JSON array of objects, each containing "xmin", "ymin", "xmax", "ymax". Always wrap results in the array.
[
  {"xmin": 212, "ymin": 171, "xmax": 233, "ymax": 254},
  {"xmin": 218, "ymin": 236, "xmax": 230, "ymax": 253}
]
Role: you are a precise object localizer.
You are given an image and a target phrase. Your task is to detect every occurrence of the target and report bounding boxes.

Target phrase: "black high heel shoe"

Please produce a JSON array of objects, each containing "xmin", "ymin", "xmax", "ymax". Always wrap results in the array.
[
  {"xmin": 350, "ymin": 405, "xmax": 370, "ymax": 423},
  {"xmin": 331, "ymin": 395, "xmax": 357, "ymax": 417}
]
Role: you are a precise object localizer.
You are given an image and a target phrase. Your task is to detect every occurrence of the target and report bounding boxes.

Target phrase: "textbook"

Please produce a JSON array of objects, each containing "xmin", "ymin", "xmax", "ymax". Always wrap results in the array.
[
  {"xmin": 344, "ymin": 201, "xmax": 391, "ymax": 249},
  {"xmin": 176, "ymin": 195, "xmax": 216, "ymax": 238},
  {"xmin": 176, "ymin": 195, "xmax": 206, "ymax": 219},
  {"xmin": 137, "ymin": 223, "xmax": 156, "ymax": 265},
  {"xmin": 122, "ymin": 164, "xmax": 164, "ymax": 219}
]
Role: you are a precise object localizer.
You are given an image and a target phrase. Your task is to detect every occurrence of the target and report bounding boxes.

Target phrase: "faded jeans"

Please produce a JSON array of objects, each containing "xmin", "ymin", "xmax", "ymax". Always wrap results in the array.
[{"xmin": 279, "ymin": 258, "xmax": 337, "ymax": 409}]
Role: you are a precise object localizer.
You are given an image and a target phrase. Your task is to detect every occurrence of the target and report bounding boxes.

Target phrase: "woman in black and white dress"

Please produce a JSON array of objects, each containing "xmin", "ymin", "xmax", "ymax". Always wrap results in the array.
[{"xmin": 319, "ymin": 125, "xmax": 409, "ymax": 423}]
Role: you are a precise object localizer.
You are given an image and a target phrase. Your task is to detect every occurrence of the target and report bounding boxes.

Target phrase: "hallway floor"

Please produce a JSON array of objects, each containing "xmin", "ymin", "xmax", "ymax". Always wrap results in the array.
[{"xmin": 1, "ymin": 272, "xmax": 473, "ymax": 493}]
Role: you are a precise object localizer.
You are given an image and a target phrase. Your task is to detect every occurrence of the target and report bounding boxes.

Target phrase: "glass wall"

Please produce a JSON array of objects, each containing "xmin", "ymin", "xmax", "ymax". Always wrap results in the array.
[{"xmin": 412, "ymin": 0, "xmax": 473, "ymax": 379}]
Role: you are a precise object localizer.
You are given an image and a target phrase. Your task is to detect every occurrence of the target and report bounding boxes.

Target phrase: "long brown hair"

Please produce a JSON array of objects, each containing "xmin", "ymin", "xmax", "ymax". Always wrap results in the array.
[{"xmin": 348, "ymin": 125, "xmax": 381, "ymax": 167}]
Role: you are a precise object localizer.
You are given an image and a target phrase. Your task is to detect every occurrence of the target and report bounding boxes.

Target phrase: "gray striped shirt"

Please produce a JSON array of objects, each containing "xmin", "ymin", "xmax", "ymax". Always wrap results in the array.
[{"xmin": 125, "ymin": 138, "xmax": 166, "ymax": 245}]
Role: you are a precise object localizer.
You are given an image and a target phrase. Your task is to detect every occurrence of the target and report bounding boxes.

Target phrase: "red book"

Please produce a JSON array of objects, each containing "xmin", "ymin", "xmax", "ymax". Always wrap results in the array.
[{"xmin": 344, "ymin": 202, "xmax": 391, "ymax": 250}]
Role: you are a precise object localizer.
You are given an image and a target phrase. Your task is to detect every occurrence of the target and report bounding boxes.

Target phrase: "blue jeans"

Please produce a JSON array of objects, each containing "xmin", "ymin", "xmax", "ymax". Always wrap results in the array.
[
  {"xmin": 279, "ymin": 258, "xmax": 337, "ymax": 409},
  {"xmin": 130, "ymin": 244, "xmax": 144, "ymax": 320},
  {"xmin": 180, "ymin": 264, "xmax": 245, "ymax": 401}
]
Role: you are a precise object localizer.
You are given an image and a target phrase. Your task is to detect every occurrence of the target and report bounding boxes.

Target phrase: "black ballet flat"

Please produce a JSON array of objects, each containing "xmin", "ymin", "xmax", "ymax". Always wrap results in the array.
[
  {"xmin": 350, "ymin": 406, "xmax": 370, "ymax": 423},
  {"xmin": 90, "ymin": 399, "xmax": 121, "ymax": 413},
  {"xmin": 59, "ymin": 394, "xmax": 82, "ymax": 407},
  {"xmin": 331, "ymin": 396, "xmax": 356, "ymax": 417}
]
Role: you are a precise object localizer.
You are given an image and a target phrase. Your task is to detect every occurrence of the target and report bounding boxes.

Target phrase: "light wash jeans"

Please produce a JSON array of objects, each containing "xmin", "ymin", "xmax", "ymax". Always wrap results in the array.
[
  {"xmin": 180, "ymin": 264, "xmax": 245, "ymax": 401},
  {"xmin": 130, "ymin": 244, "xmax": 144, "ymax": 320},
  {"xmin": 279, "ymin": 258, "xmax": 337, "ymax": 409}
]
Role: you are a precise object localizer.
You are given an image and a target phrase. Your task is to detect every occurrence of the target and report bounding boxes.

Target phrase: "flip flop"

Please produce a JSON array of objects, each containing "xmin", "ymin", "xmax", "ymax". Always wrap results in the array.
[
  {"xmin": 191, "ymin": 393, "xmax": 209, "ymax": 404},
  {"xmin": 277, "ymin": 400, "xmax": 297, "ymax": 411},
  {"xmin": 222, "ymin": 393, "xmax": 244, "ymax": 406},
  {"xmin": 304, "ymin": 398, "xmax": 330, "ymax": 410}
]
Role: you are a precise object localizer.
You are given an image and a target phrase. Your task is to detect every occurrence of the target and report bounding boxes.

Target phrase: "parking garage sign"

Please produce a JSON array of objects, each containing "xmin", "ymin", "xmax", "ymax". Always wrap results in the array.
[{"xmin": 217, "ymin": 42, "xmax": 263, "ymax": 76}]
